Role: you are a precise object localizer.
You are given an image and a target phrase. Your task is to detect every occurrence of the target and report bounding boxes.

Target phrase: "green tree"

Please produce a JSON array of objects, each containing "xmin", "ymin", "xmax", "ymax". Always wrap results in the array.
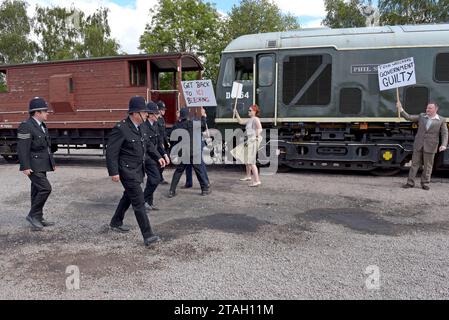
[
  {"xmin": 139, "ymin": 0, "xmax": 222, "ymax": 82},
  {"xmin": 34, "ymin": 5, "xmax": 84, "ymax": 61},
  {"xmin": 207, "ymin": 0, "xmax": 299, "ymax": 84},
  {"xmin": 0, "ymin": 0, "xmax": 37, "ymax": 64},
  {"xmin": 34, "ymin": 5, "xmax": 120, "ymax": 61},
  {"xmin": 76, "ymin": 8, "xmax": 120, "ymax": 58},
  {"xmin": 322, "ymin": 0, "xmax": 367, "ymax": 28},
  {"xmin": 0, "ymin": 71, "xmax": 7, "ymax": 92},
  {"xmin": 139, "ymin": 0, "xmax": 221, "ymax": 53},
  {"xmin": 379, "ymin": 0, "xmax": 449, "ymax": 25},
  {"xmin": 226, "ymin": 0, "xmax": 300, "ymax": 41}
]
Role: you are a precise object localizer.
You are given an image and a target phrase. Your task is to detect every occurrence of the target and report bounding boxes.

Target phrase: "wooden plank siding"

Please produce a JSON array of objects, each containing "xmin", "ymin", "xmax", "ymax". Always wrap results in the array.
[{"xmin": 0, "ymin": 54, "xmax": 203, "ymax": 129}]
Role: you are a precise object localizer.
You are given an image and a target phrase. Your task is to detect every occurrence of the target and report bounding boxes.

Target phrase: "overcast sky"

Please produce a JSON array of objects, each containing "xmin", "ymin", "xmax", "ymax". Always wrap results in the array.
[{"xmin": 25, "ymin": 0, "xmax": 326, "ymax": 53}]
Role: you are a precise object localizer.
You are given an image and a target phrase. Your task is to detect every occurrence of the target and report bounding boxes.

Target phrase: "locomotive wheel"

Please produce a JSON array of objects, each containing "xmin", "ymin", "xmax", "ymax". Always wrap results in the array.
[
  {"xmin": 2, "ymin": 155, "xmax": 19, "ymax": 164},
  {"xmin": 371, "ymin": 167, "xmax": 401, "ymax": 176}
]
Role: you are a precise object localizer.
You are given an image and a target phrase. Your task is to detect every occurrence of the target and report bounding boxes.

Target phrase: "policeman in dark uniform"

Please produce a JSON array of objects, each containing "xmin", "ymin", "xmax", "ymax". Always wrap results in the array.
[
  {"xmin": 106, "ymin": 96, "xmax": 165, "ymax": 247},
  {"xmin": 143, "ymin": 101, "xmax": 170, "ymax": 211},
  {"xmin": 168, "ymin": 107, "xmax": 210, "ymax": 198},
  {"xmin": 157, "ymin": 100, "xmax": 170, "ymax": 184},
  {"xmin": 17, "ymin": 97, "xmax": 56, "ymax": 231}
]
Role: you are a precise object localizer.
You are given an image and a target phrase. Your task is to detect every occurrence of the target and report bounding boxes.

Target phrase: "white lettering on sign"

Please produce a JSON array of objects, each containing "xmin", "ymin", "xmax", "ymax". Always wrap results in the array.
[
  {"xmin": 181, "ymin": 80, "xmax": 217, "ymax": 107},
  {"xmin": 226, "ymin": 92, "xmax": 250, "ymax": 100},
  {"xmin": 378, "ymin": 57, "xmax": 416, "ymax": 91}
]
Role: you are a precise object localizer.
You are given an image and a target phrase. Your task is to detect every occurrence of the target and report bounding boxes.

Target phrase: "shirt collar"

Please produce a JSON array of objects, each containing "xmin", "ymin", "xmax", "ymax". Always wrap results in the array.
[
  {"xmin": 426, "ymin": 114, "xmax": 440, "ymax": 120},
  {"xmin": 32, "ymin": 117, "xmax": 42, "ymax": 127},
  {"xmin": 129, "ymin": 117, "xmax": 140, "ymax": 130}
]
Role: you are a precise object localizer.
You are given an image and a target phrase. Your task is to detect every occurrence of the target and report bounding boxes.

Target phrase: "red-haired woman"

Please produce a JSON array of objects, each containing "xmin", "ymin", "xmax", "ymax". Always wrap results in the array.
[{"xmin": 232, "ymin": 104, "xmax": 263, "ymax": 187}]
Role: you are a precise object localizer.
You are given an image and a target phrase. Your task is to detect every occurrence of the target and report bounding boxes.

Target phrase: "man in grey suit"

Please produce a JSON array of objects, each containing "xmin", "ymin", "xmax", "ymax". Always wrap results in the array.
[{"xmin": 396, "ymin": 101, "xmax": 448, "ymax": 190}]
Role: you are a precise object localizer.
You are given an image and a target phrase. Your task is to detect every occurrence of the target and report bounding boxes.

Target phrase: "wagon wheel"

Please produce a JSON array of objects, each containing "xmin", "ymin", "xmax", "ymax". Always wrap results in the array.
[
  {"xmin": 371, "ymin": 167, "xmax": 401, "ymax": 176},
  {"xmin": 2, "ymin": 155, "xmax": 19, "ymax": 164}
]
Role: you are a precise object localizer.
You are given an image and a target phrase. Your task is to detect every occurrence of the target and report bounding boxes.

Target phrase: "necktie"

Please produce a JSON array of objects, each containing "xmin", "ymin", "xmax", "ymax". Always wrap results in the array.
[{"xmin": 40, "ymin": 123, "xmax": 46, "ymax": 133}]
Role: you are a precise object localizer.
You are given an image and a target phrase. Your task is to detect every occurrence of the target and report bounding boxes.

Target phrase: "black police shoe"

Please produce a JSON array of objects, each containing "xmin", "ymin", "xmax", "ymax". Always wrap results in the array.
[
  {"xmin": 110, "ymin": 224, "xmax": 131, "ymax": 233},
  {"xmin": 26, "ymin": 216, "xmax": 44, "ymax": 231},
  {"xmin": 144, "ymin": 235, "xmax": 161, "ymax": 247},
  {"xmin": 181, "ymin": 185, "xmax": 192, "ymax": 189},
  {"xmin": 421, "ymin": 185, "xmax": 430, "ymax": 191},
  {"xmin": 40, "ymin": 219, "xmax": 55, "ymax": 227},
  {"xmin": 402, "ymin": 183, "xmax": 414, "ymax": 189},
  {"xmin": 201, "ymin": 189, "xmax": 210, "ymax": 196},
  {"xmin": 160, "ymin": 180, "xmax": 169, "ymax": 185},
  {"xmin": 168, "ymin": 190, "xmax": 176, "ymax": 198}
]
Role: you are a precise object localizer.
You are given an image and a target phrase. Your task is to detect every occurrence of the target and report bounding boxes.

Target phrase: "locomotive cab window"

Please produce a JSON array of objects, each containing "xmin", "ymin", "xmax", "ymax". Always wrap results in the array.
[
  {"xmin": 258, "ymin": 55, "xmax": 274, "ymax": 87},
  {"xmin": 435, "ymin": 53, "xmax": 449, "ymax": 82},
  {"xmin": 282, "ymin": 54, "xmax": 332, "ymax": 106},
  {"xmin": 222, "ymin": 57, "xmax": 253, "ymax": 87},
  {"xmin": 129, "ymin": 60, "xmax": 147, "ymax": 86},
  {"xmin": 405, "ymin": 86, "xmax": 429, "ymax": 114},
  {"xmin": 0, "ymin": 70, "xmax": 7, "ymax": 93}
]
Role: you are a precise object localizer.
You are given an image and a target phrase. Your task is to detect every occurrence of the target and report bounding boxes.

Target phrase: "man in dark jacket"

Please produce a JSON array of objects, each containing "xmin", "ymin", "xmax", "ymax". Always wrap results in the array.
[
  {"xmin": 106, "ymin": 96, "xmax": 165, "ymax": 247},
  {"xmin": 168, "ymin": 107, "xmax": 210, "ymax": 198},
  {"xmin": 157, "ymin": 100, "xmax": 170, "ymax": 184},
  {"xmin": 143, "ymin": 101, "xmax": 170, "ymax": 210},
  {"xmin": 17, "ymin": 97, "xmax": 56, "ymax": 231}
]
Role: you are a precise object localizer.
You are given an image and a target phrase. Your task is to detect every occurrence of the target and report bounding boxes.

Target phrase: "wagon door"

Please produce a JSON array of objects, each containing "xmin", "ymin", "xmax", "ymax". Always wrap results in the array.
[{"xmin": 256, "ymin": 54, "xmax": 276, "ymax": 120}]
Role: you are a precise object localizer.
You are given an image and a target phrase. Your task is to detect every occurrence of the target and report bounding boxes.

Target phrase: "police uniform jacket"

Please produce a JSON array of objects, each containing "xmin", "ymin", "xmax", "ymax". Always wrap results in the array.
[
  {"xmin": 144, "ymin": 120, "xmax": 167, "ymax": 165},
  {"xmin": 106, "ymin": 117, "xmax": 162, "ymax": 183},
  {"xmin": 17, "ymin": 118, "xmax": 55, "ymax": 172},
  {"xmin": 157, "ymin": 117, "xmax": 169, "ymax": 146}
]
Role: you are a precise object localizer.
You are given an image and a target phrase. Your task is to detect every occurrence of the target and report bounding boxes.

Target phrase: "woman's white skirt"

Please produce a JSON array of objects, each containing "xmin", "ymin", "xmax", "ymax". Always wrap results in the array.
[{"xmin": 230, "ymin": 137, "xmax": 262, "ymax": 165}]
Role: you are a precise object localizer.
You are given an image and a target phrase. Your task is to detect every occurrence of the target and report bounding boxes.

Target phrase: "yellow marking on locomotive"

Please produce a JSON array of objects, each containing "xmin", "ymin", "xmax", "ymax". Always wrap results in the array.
[{"xmin": 383, "ymin": 151, "xmax": 393, "ymax": 161}]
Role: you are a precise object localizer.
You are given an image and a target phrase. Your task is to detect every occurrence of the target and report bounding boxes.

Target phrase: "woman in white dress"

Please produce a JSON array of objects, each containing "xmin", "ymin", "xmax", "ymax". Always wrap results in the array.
[{"xmin": 232, "ymin": 104, "xmax": 263, "ymax": 187}]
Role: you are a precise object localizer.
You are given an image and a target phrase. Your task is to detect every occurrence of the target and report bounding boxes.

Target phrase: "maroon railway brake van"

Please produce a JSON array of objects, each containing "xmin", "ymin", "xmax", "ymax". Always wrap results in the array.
[{"xmin": 0, "ymin": 53, "xmax": 204, "ymax": 162}]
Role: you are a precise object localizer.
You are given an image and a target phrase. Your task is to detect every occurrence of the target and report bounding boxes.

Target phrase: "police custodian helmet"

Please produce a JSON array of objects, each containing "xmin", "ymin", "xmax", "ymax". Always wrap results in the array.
[
  {"xmin": 128, "ymin": 96, "xmax": 149, "ymax": 113},
  {"xmin": 146, "ymin": 101, "xmax": 159, "ymax": 114},
  {"xmin": 156, "ymin": 100, "xmax": 166, "ymax": 111},
  {"xmin": 29, "ymin": 97, "xmax": 49, "ymax": 113}
]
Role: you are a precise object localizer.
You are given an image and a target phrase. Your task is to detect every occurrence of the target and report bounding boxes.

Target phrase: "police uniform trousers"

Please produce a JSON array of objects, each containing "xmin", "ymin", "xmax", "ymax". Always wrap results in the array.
[
  {"xmin": 28, "ymin": 172, "xmax": 52, "ymax": 220},
  {"xmin": 170, "ymin": 162, "xmax": 208, "ymax": 192},
  {"xmin": 144, "ymin": 161, "xmax": 162, "ymax": 205},
  {"xmin": 111, "ymin": 179, "xmax": 154, "ymax": 239}
]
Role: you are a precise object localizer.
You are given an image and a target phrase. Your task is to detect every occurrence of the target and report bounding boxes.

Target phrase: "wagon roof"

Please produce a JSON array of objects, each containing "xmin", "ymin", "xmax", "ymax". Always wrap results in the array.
[
  {"xmin": 224, "ymin": 24, "xmax": 449, "ymax": 53},
  {"xmin": 0, "ymin": 52, "xmax": 203, "ymax": 70}
]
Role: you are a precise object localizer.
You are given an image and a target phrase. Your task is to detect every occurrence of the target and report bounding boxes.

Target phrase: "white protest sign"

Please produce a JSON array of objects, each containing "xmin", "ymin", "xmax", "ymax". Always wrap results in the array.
[
  {"xmin": 181, "ymin": 80, "xmax": 217, "ymax": 107},
  {"xmin": 378, "ymin": 57, "xmax": 416, "ymax": 91},
  {"xmin": 231, "ymin": 81, "xmax": 243, "ymax": 99}
]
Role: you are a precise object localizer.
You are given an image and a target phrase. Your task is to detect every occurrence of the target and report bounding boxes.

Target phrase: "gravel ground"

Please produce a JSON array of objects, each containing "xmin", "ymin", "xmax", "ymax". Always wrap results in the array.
[{"xmin": 1, "ymin": 155, "xmax": 449, "ymax": 300}]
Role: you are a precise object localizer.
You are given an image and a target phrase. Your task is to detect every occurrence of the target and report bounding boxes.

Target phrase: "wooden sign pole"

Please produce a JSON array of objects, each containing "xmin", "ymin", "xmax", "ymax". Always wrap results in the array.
[
  {"xmin": 396, "ymin": 87, "xmax": 401, "ymax": 119},
  {"xmin": 233, "ymin": 97, "xmax": 239, "ymax": 119}
]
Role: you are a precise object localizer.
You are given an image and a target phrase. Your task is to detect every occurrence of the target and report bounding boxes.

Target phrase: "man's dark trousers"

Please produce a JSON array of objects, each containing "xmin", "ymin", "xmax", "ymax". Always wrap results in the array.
[
  {"xmin": 170, "ymin": 163, "xmax": 208, "ymax": 192},
  {"xmin": 28, "ymin": 172, "xmax": 52, "ymax": 220},
  {"xmin": 111, "ymin": 178, "xmax": 154, "ymax": 239},
  {"xmin": 144, "ymin": 161, "xmax": 162, "ymax": 206}
]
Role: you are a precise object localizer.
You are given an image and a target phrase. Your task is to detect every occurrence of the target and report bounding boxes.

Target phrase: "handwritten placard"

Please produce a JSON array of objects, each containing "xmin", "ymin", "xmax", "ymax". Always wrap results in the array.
[
  {"xmin": 378, "ymin": 57, "xmax": 416, "ymax": 91},
  {"xmin": 181, "ymin": 80, "xmax": 217, "ymax": 107}
]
